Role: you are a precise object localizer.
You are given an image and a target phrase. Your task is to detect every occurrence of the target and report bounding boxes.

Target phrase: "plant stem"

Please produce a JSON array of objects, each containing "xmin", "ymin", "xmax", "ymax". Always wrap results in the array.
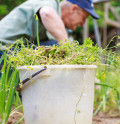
[
  {"xmin": 37, "ymin": 18, "xmax": 40, "ymax": 46},
  {"xmin": 93, "ymin": 101, "xmax": 103, "ymax": 116}
]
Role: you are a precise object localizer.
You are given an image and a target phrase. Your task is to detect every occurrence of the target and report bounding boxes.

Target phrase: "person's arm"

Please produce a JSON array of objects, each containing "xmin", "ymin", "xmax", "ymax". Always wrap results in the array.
[{"xmin": 39, "ymin": 6, "xmax": 68, "ymax": 43}]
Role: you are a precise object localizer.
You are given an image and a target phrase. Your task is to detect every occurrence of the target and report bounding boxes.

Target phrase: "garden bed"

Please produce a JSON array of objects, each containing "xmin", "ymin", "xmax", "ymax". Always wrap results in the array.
[{"xmin": 4, "ymin": 111, "xmax": 120, "ymax": 124}]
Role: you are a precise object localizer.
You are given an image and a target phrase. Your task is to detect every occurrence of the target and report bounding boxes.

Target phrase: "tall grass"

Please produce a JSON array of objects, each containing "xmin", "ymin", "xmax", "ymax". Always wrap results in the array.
[
  {"xmin": 0, "ymin": 53, "xmax": 21, "ymax": 124},
  {"xmin": 94, "ymin": 37, "xmax": 120, "ymax": 113}
]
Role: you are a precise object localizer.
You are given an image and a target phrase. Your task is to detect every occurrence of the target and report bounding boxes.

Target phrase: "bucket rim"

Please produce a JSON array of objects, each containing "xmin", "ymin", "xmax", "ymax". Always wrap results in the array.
[{"xmin": 17, "ymin": 65, "xmax": 97, "ymax": 70}]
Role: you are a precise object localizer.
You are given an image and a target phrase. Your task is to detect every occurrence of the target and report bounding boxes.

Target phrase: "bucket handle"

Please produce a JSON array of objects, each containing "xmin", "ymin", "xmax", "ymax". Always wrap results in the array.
[{"xmin": 16, "ymin": 66, "xmax": 47, "ymax": 91}]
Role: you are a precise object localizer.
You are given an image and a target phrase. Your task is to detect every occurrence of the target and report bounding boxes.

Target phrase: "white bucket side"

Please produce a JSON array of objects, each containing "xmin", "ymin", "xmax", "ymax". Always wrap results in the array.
[{"xmin": 18, "ymin": 65, "xmax": 96, "ymax": 124}]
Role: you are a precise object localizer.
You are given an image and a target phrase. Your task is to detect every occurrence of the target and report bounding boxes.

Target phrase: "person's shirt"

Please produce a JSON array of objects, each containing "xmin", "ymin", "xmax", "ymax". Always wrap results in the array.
[{"xmin": 0, "ymin": 0, "xmax": 61, "ymax": 49}]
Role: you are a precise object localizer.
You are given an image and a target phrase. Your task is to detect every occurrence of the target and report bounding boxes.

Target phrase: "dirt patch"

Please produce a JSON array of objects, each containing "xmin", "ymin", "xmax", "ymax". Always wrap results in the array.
[
  {"xmin": 93, "ymin": 111, "xmax": 120, "ymax": 124},
  {"xmin": 93, "ymin": 117, "xmax": 120, "ymax": 124},
  {"xmin": 1, "ymin": 110, "xmax": 120, "ymax": 124},
  {"xmin": 0, "ymin": 107, "xmax": 24, "ymax": 124},
  {"xmin": 7, "ymin": 112, "xmax": 24, "ymax": 124},
  {"xmin": 7, "ymin": 114, "xmax": 120, "ymax": 124}
]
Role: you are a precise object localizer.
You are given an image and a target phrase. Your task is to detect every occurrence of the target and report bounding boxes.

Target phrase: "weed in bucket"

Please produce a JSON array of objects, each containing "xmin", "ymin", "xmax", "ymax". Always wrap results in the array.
[
  {"xmin": 7, "ymin": 38, "xmax": 120, "ymax": 110},
  {"xmin": 7, "ymin": 38, "xmax": 103, "ymax": 66},
  {"xmin": 4, "ymin": 38, "xmax": 101, "ymax": 124}
]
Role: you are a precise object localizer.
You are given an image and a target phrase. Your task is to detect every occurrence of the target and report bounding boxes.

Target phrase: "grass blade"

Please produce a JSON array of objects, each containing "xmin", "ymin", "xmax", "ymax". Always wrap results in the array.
[
  {"xmin": 0, "ymin": 53, "xmax": 7, "ymax": 120},
  {"xmin": 4, "ymin": 69, "xmax": 19, "ymax": 123}
]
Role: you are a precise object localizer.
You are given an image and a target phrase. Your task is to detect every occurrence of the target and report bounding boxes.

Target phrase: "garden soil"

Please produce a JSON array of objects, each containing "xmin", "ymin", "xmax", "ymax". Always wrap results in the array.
[
  {"xmin": 4, "ymin": 111, "xmax": 120, "ymax": 124},
  {"xmin": 93, "ymin": 116, "xmax": 120, "ymax": 124},
  {"xmin": 93, "ymin": 111, "xmax": 120, "ymax": 124}
]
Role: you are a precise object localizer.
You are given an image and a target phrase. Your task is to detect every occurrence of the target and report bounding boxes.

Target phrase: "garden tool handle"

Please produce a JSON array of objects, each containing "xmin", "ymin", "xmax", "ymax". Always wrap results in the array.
[{"xmin": 16, "ymin": 66, "xmax": 47, "ymax": 91}]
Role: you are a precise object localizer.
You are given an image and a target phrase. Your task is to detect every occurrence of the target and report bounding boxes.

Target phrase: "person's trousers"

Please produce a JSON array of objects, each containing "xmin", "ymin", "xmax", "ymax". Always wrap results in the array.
[
  {"xmin": 0, "ymin": 50, "xmax": 4, "ymax": 69},
  {"xmin": 40, "ymin": 39, "xmax": 58, "ymax": 46}
]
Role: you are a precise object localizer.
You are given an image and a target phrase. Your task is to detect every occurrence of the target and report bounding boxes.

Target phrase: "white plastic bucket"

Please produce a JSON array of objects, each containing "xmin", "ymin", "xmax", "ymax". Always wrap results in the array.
[{"xmin": 17, "ymin": 65, "xmax": 97, "ymax": 124}]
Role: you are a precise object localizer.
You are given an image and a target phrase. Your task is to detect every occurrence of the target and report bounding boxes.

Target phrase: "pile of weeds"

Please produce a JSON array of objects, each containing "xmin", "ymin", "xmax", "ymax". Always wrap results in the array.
[{"xmin": 8, "ymin": 38, "xmax": 103, "ymax": 66}]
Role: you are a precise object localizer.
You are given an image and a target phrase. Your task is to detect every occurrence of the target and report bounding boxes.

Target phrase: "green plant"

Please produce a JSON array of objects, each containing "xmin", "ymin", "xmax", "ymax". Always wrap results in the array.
[
  {"xmin": 0, "ymin": 53, "xmax": 20, "ymax": 124},
  {"xmin": 92, "ymin": 36, "xmax": 120, "ymax": 113},
  {"xmin": 34, "ymin": 14, "xmax": 40, "ymax": 46}
]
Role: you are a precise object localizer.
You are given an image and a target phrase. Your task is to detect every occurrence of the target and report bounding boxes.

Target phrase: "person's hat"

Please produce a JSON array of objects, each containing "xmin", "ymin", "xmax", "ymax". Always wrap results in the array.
[{"xmin": 67, "ymin": 0, "xmax": 100, "ymax": 19}]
